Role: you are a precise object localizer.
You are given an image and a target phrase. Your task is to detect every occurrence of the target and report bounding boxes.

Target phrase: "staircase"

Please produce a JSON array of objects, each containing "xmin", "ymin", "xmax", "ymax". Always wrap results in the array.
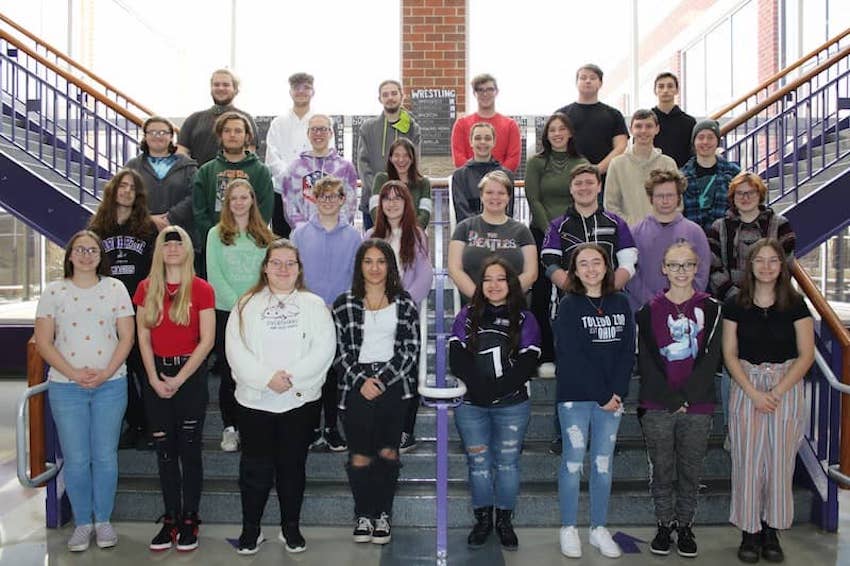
[{"xmin": 2, "ymin": 14, "xmax": 847, "ymax": 531}]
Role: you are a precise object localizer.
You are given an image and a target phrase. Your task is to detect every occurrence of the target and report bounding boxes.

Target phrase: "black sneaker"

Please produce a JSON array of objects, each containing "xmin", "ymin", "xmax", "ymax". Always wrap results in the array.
[
  {"xmin": 176, "ymin": 513, "xmax": 200, "ymax": 551},
  {"xmin": 676, "ymin": 524, "xmax": 698, "ymax": 557},
  {"xmin": 279, "ymin": 523, "xmax": 306, "ymax": 553},
  {"xmin": 548, "ymin": 437, "xmax": 562, "ymax": 455},
  {"xmin": 324, "ymin": 427, "xmax": 348, "ymax": 452},
  {"xmin": 308, "ymin": 428, "xmax": 326, "ymax": 451},
  {"xmin": 371, "ymin": 513, "xmax": 391, "ymax": 544},
  {"xmin": 149, "ymin": 514, "xmax": 177, "ymax": 551},
  {"xmin": 399, "ymin": 432, "xmax": 417, "ymax": 454},
  {"xmin": 650, "ymin": 522, "xmax": 673, "ymax": 555},
  {"xmin": 236, "ymin": 526, "xmax": 264, "ymax": 555},
  {"xmin": 353, "ymin": 516, "xmax": 373, "ymax": 543}
]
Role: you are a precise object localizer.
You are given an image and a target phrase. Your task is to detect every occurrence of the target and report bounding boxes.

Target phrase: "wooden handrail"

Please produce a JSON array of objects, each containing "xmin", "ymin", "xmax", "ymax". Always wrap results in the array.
[
  {"xmin": 719, "ymin": 44, "xmax": 850, "ymax": 136},
  {"xmin": 792, "ymin": 262, "xmax": 850, "ymax": 477},
  {"xmin": 0, "ymin": 12, "xmax": 156, "ymax": 117},
  {"xmin": 26, "ymin": 336, "xmax": 46, "ymax": 483},
  {"xmin": 0, "ymin": 30, "xmax": 146, "ymax": 127},
  {"xmin": 712, "ymin": 27, "xmax": 850, "ymax": 119}
]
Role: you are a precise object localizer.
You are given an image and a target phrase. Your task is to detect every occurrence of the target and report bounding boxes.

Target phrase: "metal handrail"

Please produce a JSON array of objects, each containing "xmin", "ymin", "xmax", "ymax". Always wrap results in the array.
[
  {"xmin": 16, "ymin": 380, "xmax": 59, "ymax": 488},
  {"xmin": 0, "ymin": 11, "xmax": 155, "ymax": 119},
  {"xmin": 712, "ymin": 27, "xmax": 850, "ymax": 119}
]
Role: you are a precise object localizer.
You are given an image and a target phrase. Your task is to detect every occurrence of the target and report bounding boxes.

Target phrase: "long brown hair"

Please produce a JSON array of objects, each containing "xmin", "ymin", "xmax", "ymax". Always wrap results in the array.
[
  {"xmin": 88, "ymin": 169, "xmax": 156, "ymax": 239},
  {"xmin": 216, "ymin": 179, "xmax": 276, "ymax": 246},
  {"xmin": 236, "ymin": 239, "xmax": 306, "ymax": 344},
  {"xmin": 371, "ymin": 180, "xmax": 427, "ymax": 270},
  {"xmin": 737, "ymin": 238, "xmax": 800, "ymax": 311},
  {"xmin": 565, "ymin": 243, "xmax": 616, "ymax": 296},
  {"xmin": 63, "ymin": 230, "xmax": 110, "ymax": 278},
  {"xmin": 141, "ymin": 226, "xmax": 195, "ymax": 327},
  {"xmin": 386, "ymin": 138, "xmax": 423, "ymax": 184},
  {"xmin": 467, "ymin": 256, "xmax": 524, "ymax": 354},
  {"xmin": 352, "ymin": 239, "xmax": 404, "ymax": 301}
]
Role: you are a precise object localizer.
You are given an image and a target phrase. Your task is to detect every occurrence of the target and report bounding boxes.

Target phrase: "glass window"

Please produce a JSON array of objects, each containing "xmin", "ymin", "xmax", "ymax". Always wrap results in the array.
[
  {"xmin": 705, "ymin": 20, "xmax": 733, "ymax": 113},
  {"xmin": 827, "ymin": 0, "xmax": 850, "ymax": 39},
  {"xmin": 731, "ymin": 1, "xmax": 759, "ymax": 106},
  {"xmin": 684, "ymin": 40, "xmax": 706, "ymax": 116}
]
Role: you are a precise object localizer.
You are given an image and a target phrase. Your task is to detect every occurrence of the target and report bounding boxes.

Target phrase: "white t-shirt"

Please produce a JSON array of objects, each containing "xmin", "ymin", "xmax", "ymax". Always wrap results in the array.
[
  {"xmin": 358, "ymin": 303, "xmax": 397, "ymax": 363},
  {"xmin": 36, "ymin": 277, "xmax": 133, "ymax": 383}
]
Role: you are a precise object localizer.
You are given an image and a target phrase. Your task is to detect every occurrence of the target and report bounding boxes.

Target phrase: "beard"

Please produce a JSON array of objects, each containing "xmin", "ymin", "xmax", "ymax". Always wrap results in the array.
[
  {"xmin": 383, "ymin": 103, "xmax": 401, "ymax": 114},
  {"xmin": 212, "ymin": 93, "xmax": 235, "ymax": 107}
]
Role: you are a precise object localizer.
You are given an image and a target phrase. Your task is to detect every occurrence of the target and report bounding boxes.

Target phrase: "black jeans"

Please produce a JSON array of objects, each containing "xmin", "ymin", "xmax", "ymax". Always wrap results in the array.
[
  {"xmin": 214, "ymin": 309, "xmax": 237, "ymax": 429},
  {"xmin": 314, "ymin": 367, "xmax": 339, "ymax": 431},
  {"xmin": 143, "ymin": 356, "xmax": 209, "ymax": 516},
  {"xmin": 124, "ymin": 343, "xmax": 146, "ymax": 431},
  {"xmin": 530, "ymin": 226, "xmax": 554, "ymax": 363},
  {"xmin": 343, "ymin": 381, "xmax": 409, "ymax": 518},
  {"xmin": 640, "ymin": 410, "xmax": 712, "ymax": 525},
  {"xmin": 239, "ymin": 400, "xmax": 319, "ymax": 526},
  {"xmin": 272, "ymin": 196, "xmax": 291, "ymax": 238}
]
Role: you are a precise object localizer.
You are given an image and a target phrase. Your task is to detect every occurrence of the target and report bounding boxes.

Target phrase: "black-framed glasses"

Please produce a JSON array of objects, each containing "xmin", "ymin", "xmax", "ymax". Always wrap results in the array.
[
  {"xmin": 665, "ymin": 261, "xmax": 697, "ymax": 272},
  {"xmin": 309, "ymin": 126, "xmax": 331, "ymax": 134},
  {"xmin": 316, "ymin": 193, "xmax": 344, "ymax": 203},
  {"xmin": 145, "ymin": 130, "xmax": 172, "ymax": 137},
  {"xmin": 72, "ymin": 246, "xmax": 100, "ymax": 256}
]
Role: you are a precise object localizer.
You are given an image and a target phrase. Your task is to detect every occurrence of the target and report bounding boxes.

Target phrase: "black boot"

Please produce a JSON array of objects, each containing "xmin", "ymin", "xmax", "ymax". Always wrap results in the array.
[
  {"xmin": 467, "ymin": 506, "xmax": 493, "ymax": 548},
  {"xmin": 494, "ymin": 508, "xmax": 518, "ymax": 550},
  {"xmin": 737, "ymin": 530, "xmax": 761, "ymax": 563},
  {"xmin": 761, "ymin": 522, "xmax": 784, "ymax": 563}
]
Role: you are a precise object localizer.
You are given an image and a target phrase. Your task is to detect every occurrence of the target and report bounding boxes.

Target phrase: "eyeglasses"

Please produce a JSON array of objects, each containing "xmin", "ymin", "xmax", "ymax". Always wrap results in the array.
[
  {"xmin": 316, "ymin": 193, "xmax": 344, "ymax": 202},
  {"xmin": 268, "ymin": 259, "xmax": 299, "ymax": 270},
  {"xmin": 665, "ymin": 261, "xmax": 698, "ymax": 272},
  {"xmin": 309, "ymin": 126, "xmax": 331, "ymax": 134},
  {"xmin": 145, "ymin": 130, "xmax": 172, "ymax": 137},
  {"xmin": 752, "ymin": 257, "xmax": 781, "ymax": 266},
  {"xmin": 72, "ymin": 246, "xmax": 100, "ymax": 256},
  {"xmin": 734, "ymin": 189, "xmax": 758, "ymax": 200},
  {"xmin": 475, "ymin": 86, "xmax": 497, "ymax": 94}
]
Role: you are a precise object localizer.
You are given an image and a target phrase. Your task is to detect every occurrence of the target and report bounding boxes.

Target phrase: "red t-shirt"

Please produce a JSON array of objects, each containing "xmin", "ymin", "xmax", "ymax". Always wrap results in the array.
[
  {"xmin": 133, "ymin": 276, "xmax": 215, "ymax": 356},
  {"xmin": 450, "ymin": 112, "xmax": 522, "ymax": 171}
]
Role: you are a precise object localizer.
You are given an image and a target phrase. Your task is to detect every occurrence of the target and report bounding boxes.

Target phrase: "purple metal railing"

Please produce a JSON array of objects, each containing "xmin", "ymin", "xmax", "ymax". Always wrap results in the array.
[
  {"xmin": 721, "ymin": 50, "xmax": 850, "ymax": 207},
  {"xmin": 0, "ymin": 35, "xmax": 144, "ymax": 203}
]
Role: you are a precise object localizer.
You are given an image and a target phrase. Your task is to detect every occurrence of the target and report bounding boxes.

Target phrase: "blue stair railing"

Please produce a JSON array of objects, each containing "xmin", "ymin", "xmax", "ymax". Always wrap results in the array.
[{"xmin": 0, "ymin": 18, "xmax": 148, "ymax": 202}]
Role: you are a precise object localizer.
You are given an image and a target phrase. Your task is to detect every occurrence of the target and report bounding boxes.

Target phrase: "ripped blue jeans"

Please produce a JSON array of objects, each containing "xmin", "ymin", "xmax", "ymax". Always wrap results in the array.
[
  {"xmin": 558, "ymin": 400, "xmax": 622, "ymax": 527},
  {"xmin": 454, "ymin": 400, "xmax": 530, "ymax": 510}
]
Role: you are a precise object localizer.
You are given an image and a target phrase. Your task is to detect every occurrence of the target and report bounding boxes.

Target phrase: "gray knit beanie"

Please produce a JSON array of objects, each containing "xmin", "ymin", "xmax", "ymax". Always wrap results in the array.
[{"xmin": 692, "ymin": 119, "xmax": 720, "ymax": 145}]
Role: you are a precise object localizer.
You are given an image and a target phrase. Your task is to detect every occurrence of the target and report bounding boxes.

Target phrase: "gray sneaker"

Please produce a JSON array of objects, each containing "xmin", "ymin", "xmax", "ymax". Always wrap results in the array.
[
  {"xmin": 95, "ymin": 522, "xmax": 118, "ymax": 548},
  {"xmin": 67, "ymin": 524, "xmax": 93, "ymax": 552}
]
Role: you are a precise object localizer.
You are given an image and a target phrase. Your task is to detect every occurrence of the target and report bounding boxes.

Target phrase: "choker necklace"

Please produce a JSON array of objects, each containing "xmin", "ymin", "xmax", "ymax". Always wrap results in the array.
[{"xmin": 585, "ymin": 295, "xmax": 604, "ymax": 316}]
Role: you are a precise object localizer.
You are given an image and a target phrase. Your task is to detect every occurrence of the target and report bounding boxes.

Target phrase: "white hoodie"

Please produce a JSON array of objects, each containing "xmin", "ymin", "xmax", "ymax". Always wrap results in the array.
[{"xmin": 226, "ymin": 287, "xmax": 335, "ymax": 413}]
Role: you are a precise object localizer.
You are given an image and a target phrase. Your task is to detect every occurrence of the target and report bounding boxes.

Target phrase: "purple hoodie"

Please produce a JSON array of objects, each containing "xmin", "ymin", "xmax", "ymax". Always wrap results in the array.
[
  {"xmin": 627, "ymin": 213, "xmax": 710, "ymax": 312},
  {"xmin": 291, "ymin": 216, "xmax": 361, "ymax": 305},
  {"xmin": 281, "ymin": 148, "xmax": 359, "ymax": 229}
]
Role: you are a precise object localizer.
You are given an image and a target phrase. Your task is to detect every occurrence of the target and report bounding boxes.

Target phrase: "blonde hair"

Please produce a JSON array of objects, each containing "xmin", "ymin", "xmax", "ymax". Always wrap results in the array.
[
  {"xmin": 142, "ymin": 226, "xmax": 196, "ymax": 327},
  {"xmin": 216, "ymin": 179, "xmax": 276, "ymax": 246}
]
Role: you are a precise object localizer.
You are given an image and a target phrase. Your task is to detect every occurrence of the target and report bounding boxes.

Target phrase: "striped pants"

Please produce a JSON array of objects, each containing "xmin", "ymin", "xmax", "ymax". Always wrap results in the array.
[{"xmin": 728, "ymin": 360, "xmax": 805, "ymax": 533}]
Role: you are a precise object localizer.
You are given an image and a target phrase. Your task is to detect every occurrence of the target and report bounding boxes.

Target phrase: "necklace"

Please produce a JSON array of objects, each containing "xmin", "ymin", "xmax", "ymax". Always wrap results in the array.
[
  {"xmin": 364, "ymin": 294, "xmax": 388, "ymax": 322},
  {"xmin": 585, "ymin": 295, "xmax": 604, "ymax": 316}
]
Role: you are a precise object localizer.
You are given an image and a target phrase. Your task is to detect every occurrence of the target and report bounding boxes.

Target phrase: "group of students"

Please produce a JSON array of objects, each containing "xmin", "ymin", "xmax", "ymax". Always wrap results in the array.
[{"xmin": 31, "ymin": 66, "xmax": 814, "ymax": 563}]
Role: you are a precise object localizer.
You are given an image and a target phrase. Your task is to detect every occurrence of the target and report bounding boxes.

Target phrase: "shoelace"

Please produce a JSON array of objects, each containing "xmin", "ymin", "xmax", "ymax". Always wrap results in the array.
[{"xmin": 357, "ymin": 517, "xmax": 373, "ymax": 531}]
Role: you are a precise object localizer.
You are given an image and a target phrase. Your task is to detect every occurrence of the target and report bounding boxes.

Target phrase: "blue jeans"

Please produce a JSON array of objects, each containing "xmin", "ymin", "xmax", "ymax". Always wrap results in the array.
[
  {"xmin": 48, "ymin": 377, "xmax": 127, "ymax": 525},
  {"xmin": 454, "ymin": 400, "xmax": 530, "ymax": 510},
  {"xmin": 557, "ymin": 400, "xmax": 622, "ymax": 527}
]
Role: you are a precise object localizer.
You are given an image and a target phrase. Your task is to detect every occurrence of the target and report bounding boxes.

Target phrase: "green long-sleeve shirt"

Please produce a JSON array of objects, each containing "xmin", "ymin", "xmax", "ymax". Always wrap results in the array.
[{"xmin": 524, "ymin": 152, "xmax": 588, "ymax": 233}]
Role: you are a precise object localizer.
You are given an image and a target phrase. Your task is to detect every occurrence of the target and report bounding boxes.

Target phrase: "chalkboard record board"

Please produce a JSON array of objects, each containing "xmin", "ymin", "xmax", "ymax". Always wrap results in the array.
[{"xmin": 410, "ymin": 89, "xmax": 456, "ymax": 156}]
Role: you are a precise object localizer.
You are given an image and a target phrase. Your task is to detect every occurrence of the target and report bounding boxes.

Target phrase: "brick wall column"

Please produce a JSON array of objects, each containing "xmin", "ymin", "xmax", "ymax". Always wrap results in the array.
[
  {"xmin": 757, "ymin": 0, "xmax": 780, "ymax": 86},
  {"xmin": 401, "ymin": 0, "xmax": 467, "ymax": 113}
]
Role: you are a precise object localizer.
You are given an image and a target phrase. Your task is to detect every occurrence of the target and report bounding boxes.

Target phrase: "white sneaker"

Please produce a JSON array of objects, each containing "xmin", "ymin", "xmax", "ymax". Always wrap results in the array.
[
  {"xmin": 95, "ymin": 522, "xmax": 118, "ymax": 548},
  {"xmin": 67, "ymin": 524, "xmax": 93, "ymax": 552},
  {"xmin": 589, "ymin": 526, "xmax": 621, "ymax": 558},
  {"xmin": 538, "ymin": 362, "xmax": 556, "ymax": 378},
  {"xmin": 221, "ymin": 426, "xmax": 240, "ymax": 452},
  {"xmin": 559, "ymin": 525, "xmax": 582, "ymax": 558}
]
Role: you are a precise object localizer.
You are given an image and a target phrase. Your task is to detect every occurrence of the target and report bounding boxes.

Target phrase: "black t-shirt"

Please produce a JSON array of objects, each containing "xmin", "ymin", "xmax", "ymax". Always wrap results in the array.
[
  {"xmin": 695, "ymin": 162, "xmax": 718, "ymax": 177},
  {"xmin": 178, "ymin": 105, "xmax": 258, "ymax": 167},
  {"xmin": 556, "ymin": 102, "xmax": 629, "ymax": 165},
  {"xmin": 723, "ymin": 295, "xmax": 811, "ymax": 363}
]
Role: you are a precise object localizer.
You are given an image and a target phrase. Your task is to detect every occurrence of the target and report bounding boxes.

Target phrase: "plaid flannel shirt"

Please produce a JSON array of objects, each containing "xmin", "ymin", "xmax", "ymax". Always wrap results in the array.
[{"xmin": 332, "ymin": 290, "xmax": 420, "ymax": 409}]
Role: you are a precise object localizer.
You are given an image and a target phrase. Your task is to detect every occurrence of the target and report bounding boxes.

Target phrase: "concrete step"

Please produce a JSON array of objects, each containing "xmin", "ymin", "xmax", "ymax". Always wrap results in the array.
[
  {"xmin": 198, "ymin": 401, "xmax": 727, "ymax": 443},
  {"xmin": 118, "ymin": 437, "xmax": 732, "ymax": 483},
  {"xmin": 112, "ymin": 477, "xmax": 813, "ymax": 527}
]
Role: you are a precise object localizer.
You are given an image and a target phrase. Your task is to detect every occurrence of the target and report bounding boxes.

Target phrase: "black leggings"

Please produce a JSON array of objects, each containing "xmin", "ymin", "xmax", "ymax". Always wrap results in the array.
[
  {"xmin": 214, "ymin": 309, "xmax": 238, "ymax": 429},
  {"xmin": 239, "ymin": 400, "xmax": 319, "ymax": 526},
  {"xmin": 143, "ymin": 357, "xmax": 209, "ymax": 516}
]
